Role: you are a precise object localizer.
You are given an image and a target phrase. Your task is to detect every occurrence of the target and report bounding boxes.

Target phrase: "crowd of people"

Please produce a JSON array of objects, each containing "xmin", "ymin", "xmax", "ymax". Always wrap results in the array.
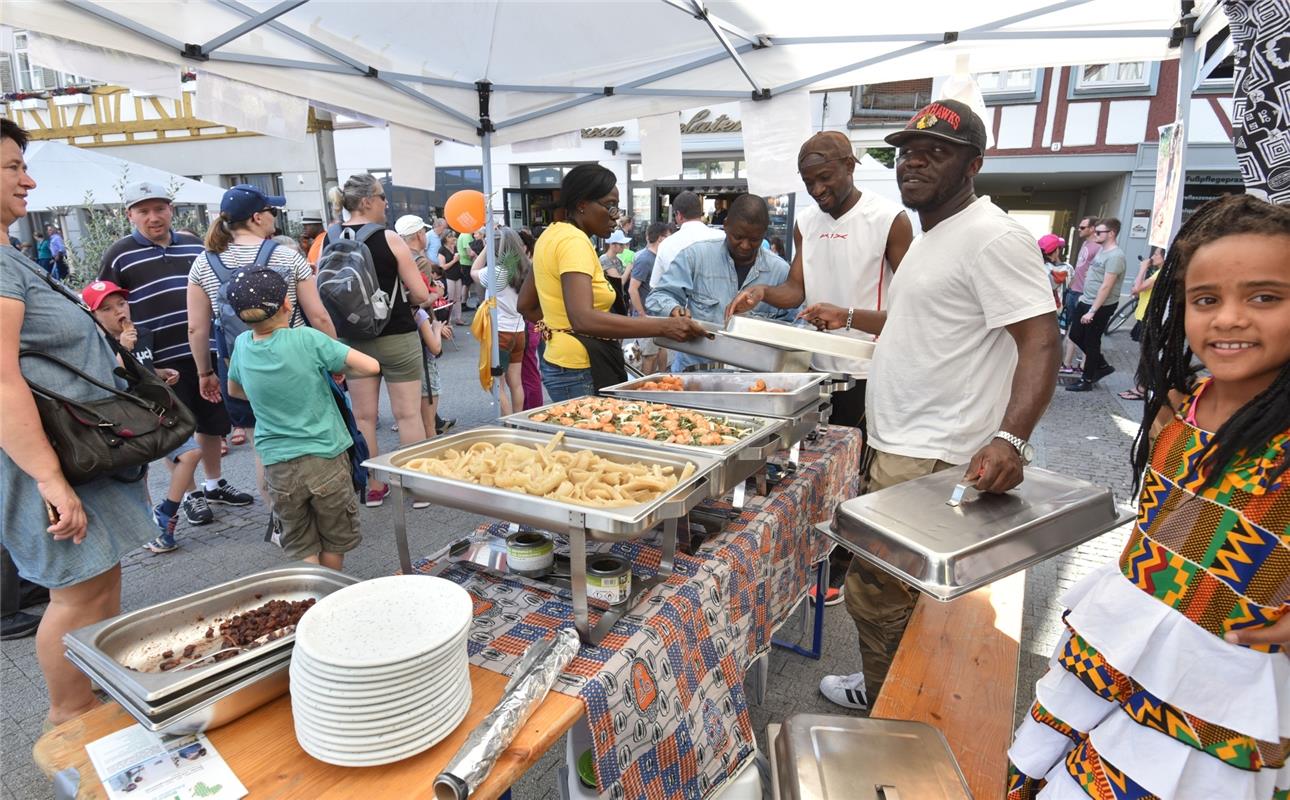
[{"xmin": 3, "ymin": 90, "xmax": 1287, "ymax": 800}]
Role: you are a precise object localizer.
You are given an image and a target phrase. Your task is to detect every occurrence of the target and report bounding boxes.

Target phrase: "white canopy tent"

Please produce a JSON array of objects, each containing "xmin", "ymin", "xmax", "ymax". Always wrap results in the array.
[
  {"xmin": 5, "ymin": 0, "xmax": 1220, "ymax": 402},
  {"xmin": 22, "ymin": 140, "xmax": 226, "ymax": 211}
]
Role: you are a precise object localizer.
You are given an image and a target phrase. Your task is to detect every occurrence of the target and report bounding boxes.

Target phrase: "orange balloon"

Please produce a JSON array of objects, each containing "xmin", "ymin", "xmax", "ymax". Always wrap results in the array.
[{"xmin": 445, "ymin": 190, "xmax": 486, "ymax": 234}]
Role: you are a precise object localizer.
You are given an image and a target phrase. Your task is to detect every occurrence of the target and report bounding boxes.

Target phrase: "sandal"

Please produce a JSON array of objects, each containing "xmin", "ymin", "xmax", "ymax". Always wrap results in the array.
[
  {"xmin": 219, "ymin": 437, "xmax": 229, "ymax": 456},
  {"xmin": 229, "ymin": 428, "xmax": 248, "ymax": 446},
  {"xmin": 1118, "ymin": 389, "xmax": 1145, "ymax": 401}
]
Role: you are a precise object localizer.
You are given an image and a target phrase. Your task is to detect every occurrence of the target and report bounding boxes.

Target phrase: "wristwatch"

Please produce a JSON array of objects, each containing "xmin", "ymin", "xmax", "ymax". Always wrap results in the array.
[
  {"xmin": 199, "ymin": 369, "xmax": 216, "ymax": 378},
  {"xmin": 993, "ymin": 430, "xmax": 1034, "ymax": 465}
]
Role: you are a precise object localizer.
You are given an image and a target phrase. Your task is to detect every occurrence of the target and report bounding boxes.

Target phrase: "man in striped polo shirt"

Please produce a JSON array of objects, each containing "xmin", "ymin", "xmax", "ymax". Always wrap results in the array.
[{"xmin": 98, "ymin": 182, "xmax": 253, "ymax": 524}]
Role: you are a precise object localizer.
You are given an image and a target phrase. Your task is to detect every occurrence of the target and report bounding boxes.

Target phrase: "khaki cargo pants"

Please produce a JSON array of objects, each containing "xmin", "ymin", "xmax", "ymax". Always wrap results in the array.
[{"xmin": 843, "ymin": 450, "xmax": 955, "ymax": 705}]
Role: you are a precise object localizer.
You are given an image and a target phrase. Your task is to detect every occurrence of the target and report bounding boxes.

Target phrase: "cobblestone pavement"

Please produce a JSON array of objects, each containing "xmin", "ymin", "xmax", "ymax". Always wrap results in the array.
[{"xmin": 2, "ymin": 315, "xmax": 1147, "ymax": 800}]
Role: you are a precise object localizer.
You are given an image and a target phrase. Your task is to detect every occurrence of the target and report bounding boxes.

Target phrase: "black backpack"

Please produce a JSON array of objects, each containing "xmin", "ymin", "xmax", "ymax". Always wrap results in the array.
[
  {"xmin": 316, "ymin": 223, "xmax": 396, "ymax": 339},
  {"xmin": 206, "ymin": 240, "xmax": 282, "ymax": 360}
]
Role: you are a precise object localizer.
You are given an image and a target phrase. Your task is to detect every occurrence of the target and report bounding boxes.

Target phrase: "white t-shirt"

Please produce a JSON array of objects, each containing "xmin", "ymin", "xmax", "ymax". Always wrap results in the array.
[
  {"xmin": 494, "ymin": 284, "xmax": 524, "ymax": 333},
  {"xmin": 649, "ymin": 219, "xmax": 725, "ymax": 288},
  {"xmin": 797, "ymin": 190, "xmax": 904, "ymax": 377},
  {"xmin": 866, "ymin": 196, "xmax": 1055, "ymax": 464}
]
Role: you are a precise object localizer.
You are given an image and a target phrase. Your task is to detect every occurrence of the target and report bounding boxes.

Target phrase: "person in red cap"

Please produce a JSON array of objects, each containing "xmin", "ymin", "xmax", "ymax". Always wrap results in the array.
[
  {"xmin": 1038, "ymin": 233, "xmax": 1071, "ymax": 310},
  {"xmin": 82, "ymin": 280, "xmax": 203, "ymax": 554},
  {"xmin": 793, "ymin": 99, "xmax": 1061, "ymax": 711}
]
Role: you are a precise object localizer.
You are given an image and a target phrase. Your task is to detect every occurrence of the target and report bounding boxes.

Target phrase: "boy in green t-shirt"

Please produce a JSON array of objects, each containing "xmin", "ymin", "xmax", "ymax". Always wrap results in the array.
[{"xmin": 225, "ymin": 269, "xmax": 379, "ymax": 570}]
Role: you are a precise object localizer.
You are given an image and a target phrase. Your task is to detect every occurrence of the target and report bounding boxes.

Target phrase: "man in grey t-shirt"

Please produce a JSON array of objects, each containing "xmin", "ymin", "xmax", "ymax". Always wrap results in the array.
[{"xmin": 1066, "ymin": 217, "xmax": 1126, "ymax": 392}]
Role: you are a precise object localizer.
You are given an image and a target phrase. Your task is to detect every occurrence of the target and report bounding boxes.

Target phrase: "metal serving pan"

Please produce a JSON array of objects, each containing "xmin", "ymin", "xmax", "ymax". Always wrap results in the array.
[
  {"xmin": 822, "ymin": 466, "xmax": 1134, "ymax": 601},
  {"xmin": 64, "ymin": 564, "xmax": 356, "ymax": 702},
  {"xmin": 66, "ymin": 648, "xmax": 291, "ymax": 735},
  {"xmin": 601, "ymin": 372, "xmax": 832, "ymax": 418},
  {"xmin": 364, "ymin": 427, "xmax": 719, "ymax": 539},
  {"xmin": 772, "ymin": 714, "xmax": 971, "ymax": 800},
  {"xmin": 500, "ymin": 399, "xmax": 786, "ymax": 497},
  {"xmin": 725, "ymin": 316, "xmax": 876, "ymax": 362},
  {"xmin": 654, "ymin": 320, "xmax": 812, "ymax": 373}
]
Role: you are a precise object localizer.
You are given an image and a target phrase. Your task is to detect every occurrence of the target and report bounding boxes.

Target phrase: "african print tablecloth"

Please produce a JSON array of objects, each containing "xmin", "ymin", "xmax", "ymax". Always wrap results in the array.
[{"xmin": 412, "ymin": 426, "xmax": 861, "ymax": 800}]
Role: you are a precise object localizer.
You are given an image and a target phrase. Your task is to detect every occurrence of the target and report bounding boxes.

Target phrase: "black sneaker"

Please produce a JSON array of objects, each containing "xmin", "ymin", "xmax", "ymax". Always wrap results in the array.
[
  {"xmin": 182, "ymin": 491, "xmax": 214, "ymax": 525},
  {"xmin": 1089, "ymin": 363, "xmax": 1115, "ymax": 383},
  {"xmin": 0, "ymin": 611, "xmax": 41, "ymax": 640},
  {"xmin": 436, "ymin": 416, "xmax": 457, "ymax": 435},
  {"xmin": 204, "ymin": 479, "xmax": 254, "ymax": 506},
  {"xmin": 1065, "ymin": 380, "xmax": 1094, "ymax": 392}
]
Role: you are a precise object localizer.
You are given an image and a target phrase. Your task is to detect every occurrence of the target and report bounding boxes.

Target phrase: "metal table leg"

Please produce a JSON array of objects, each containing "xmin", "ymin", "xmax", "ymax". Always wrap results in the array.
[
  {"xmin": 772, "ymin": 558, "xmax": 827, "ymax": 660},
  {"xmin": 569, "ymin": 516, "xmax": 679, "ymax": 646},
  {"xmin": 390, "ymin": 478, "xmax": 414, "ymax": 576}
]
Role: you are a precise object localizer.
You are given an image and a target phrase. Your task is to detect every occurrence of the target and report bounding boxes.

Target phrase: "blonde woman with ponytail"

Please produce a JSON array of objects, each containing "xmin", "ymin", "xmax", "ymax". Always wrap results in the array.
[{"xmin": 185, "ymin": 185, "xmax": 337, "ymax": 498}]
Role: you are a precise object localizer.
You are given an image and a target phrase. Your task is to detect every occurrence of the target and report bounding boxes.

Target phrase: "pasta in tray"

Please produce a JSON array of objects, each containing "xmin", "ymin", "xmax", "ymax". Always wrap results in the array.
[
  {"xmin": 528, "ymin": 397, "xmax": 753, "ymax": 447},
  {"xmin": 402, "ymin": 432, "xmax": 696, "ymax": 507}
]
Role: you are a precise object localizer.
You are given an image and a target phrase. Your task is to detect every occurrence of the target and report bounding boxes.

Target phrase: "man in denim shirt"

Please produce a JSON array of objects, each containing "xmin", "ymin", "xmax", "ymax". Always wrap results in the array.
[{"xmin": 647, "ymin": 194, "xmax": 794, "ymax": 371}]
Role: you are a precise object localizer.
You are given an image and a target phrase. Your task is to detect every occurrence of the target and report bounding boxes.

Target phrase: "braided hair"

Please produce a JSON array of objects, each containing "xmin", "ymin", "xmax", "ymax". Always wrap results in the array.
[{"xmin": 1131, "ymin": 193, "xmax": 1290, "ymax": 492}]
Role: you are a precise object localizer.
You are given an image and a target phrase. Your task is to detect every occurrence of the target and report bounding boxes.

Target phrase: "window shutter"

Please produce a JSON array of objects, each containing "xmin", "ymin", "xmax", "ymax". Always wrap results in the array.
[{"xmin": 0, "ymin": 53, "xmax": 14, "ymax": 95}]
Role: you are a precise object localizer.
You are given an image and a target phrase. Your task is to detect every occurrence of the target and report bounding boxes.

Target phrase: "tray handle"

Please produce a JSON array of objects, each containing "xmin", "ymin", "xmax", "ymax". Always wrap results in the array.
[
  {"xmin": 657, "ymin": 476, "xmax": 711, "ymax": 519},
  {"xmin": 735, "ymin": 436, "xmax": 780, "ymax": 462}
]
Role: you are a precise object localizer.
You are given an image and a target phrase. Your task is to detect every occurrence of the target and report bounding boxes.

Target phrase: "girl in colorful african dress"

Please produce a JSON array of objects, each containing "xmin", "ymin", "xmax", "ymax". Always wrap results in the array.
[{"xmin": 1007, "ymin": 193, "xmax": 1289, "ymax": 800}]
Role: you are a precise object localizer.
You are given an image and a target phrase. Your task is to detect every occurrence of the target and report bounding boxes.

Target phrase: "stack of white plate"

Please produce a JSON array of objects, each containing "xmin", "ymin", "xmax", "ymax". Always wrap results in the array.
[{"xmin": 289, "ymin": 575, "xmax": 473, "ymax": 766}]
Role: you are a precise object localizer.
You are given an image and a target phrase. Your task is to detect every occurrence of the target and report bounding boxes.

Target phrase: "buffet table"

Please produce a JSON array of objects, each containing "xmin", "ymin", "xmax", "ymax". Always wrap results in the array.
[{"xmin": 33, "ymin": 427, "xmax": 860, "ymax": 800}]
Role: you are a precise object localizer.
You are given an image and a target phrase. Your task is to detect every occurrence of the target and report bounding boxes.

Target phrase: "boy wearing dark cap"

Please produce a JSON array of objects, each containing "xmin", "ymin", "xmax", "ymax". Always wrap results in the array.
[{"xmin": 224, "ymin": 269, "xmax": 380, "ymax": 570}]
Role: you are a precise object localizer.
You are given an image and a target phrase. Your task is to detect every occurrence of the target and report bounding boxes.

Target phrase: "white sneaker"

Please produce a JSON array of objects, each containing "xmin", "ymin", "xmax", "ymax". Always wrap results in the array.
[{"xmin": 819, "ymin": 672, "xmax": 868, "ymax": 710}]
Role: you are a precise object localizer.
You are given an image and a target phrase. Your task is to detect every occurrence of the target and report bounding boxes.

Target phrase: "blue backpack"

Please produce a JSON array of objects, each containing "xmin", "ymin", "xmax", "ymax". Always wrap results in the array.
[
  {"xmin": 326, "ymin": 374, "xmax": 369, "ymax": 497},
  {"xmin": 205, "ymin": 240, "xmax": 282, "ymax": 360}
]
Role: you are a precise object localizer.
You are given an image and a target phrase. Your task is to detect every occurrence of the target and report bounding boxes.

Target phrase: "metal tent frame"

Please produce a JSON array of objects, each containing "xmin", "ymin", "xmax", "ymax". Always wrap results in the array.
[{"xmin": 39, "ymin": 0, "xmax": 1201, "ymax": 407}]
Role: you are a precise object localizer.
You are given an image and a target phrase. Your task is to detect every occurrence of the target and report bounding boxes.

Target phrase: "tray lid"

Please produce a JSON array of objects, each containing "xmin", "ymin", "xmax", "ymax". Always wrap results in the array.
[
  {"xmin": 774, "ymin": 714, "xmax": 971, "ymax": 800},
  {"xmin": 827, "ymin": 466, "xmax": 1132, "ymax": 600}
]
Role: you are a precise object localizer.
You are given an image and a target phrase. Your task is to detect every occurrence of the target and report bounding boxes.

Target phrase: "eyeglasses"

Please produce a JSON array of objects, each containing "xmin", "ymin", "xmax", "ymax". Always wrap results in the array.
[
  {"xmin": 1077, "ymin": 224, "xmax": 1090, "ymax": 230},
  {"xmin": 592, "ymin": 199, "xmax": 621, "ymax": 217},
  {"xmin": 372, "ymin": 193, "xmax": 386, "ymax": 201},
  {"xmin": 1093, "ymin": 228, "xmax": 1110, "ymax": 234},
  {"xmin": 259, "ymin": 207, "xmax": 280, "ymax": 217}
]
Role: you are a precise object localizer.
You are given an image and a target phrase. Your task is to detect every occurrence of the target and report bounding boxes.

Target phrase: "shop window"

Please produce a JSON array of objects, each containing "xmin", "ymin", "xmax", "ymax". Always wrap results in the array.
[
  {"xmin": 522, "ymin": 166, "xmax": 563, "ymax": 186},
  {"xmin": 976, "ymin": 69, "xmax": 1043, "ymax": 103},
  {"xmin": 1071, "ymin": 61, "xmax": 1155, "ymax": 96},
  {"xmin": 226, "ymin": 173, "xmax": 283, "ymax": 196},
  {"xmin": 436, "ymin": 167, "xmax": 483, "ymax": 193},
  {"xmin": 631, "ymin": 188, "xmax": 652, "ymax": 226},
  {"xmin": 629, "ymin": 162, "xmax": 643, "ymax": 182}
]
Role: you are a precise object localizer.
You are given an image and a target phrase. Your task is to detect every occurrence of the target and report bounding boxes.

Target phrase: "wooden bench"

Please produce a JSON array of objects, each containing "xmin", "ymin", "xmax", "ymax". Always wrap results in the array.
[{"xmin": 871, "ymin": 570, "xmax": 1026, "ymax": 800}]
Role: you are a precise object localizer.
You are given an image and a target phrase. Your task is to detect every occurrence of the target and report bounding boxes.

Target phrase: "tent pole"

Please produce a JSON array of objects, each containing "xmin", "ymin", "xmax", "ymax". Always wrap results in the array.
[
  {"xmin": 688, "ymin": 0, "xmax": 766, "ymax": 94},
  {"xmin": 479, "ymin": 83, "xmax": 501, "ymax": 417},
  {"xmin": 199, "ymin": 0, "xmax": 310, "ymax": 55},
  {"xmin": 1167, "ymin": 13, "xmax": 1200, "ymax": 244}
]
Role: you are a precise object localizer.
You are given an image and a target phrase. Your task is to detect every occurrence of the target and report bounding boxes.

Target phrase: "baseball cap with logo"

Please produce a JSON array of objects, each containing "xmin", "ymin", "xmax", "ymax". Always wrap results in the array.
[
  {"xmin": 885, "ymin": 99, "xmax": 988, "ymax": 154},
  {"xmin": 1037, "ymin": 234, "xmax": 1066, "ymax": 254},
  {"xmin": 221, "ymin": 184, "xmax": 287, "ymax": 223},
  {"xmin": 81, "ymin": 280, "xmax": 129, "ymax": 310},
  {"xmin": 226, "ymin": 268, "xmax": 288, "ymax": 322},
  {"xmin": 122, "ymin": 181, "xmax": 173, "ymax": 210},
  {"xmin": 394, "ymin": 214, "xmax": 432, "ymax": 237}
]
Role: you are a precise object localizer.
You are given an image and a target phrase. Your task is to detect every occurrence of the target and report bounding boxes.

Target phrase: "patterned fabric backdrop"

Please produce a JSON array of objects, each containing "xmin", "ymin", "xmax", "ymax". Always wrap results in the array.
[
  {"xmin": 412, "ymin": 427, "xmax": 861, "ymax": 800},
  {"xmin": 1224, "ymin": 0, "xmax": 1290, "ymax": 203}
]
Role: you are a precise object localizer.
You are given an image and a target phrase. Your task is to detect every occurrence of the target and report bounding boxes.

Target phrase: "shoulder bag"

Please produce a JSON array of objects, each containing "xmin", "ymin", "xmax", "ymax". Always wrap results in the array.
[{"xmin": 17, "ymin": 260, "xmax": 197, "ymax": 485}]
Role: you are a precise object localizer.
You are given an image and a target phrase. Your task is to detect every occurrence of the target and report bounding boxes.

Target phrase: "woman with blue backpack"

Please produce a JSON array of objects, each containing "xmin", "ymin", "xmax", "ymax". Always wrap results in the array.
[{"xmin": 185, "ymin": 184, "xmax": 338, "ymax": 507}]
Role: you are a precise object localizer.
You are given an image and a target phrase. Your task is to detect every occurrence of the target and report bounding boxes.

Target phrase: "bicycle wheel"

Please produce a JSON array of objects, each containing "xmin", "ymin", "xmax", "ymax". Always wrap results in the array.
[{"xmin": 1106, "ymin": 301, "xmax": 1136, "ymax": 334}]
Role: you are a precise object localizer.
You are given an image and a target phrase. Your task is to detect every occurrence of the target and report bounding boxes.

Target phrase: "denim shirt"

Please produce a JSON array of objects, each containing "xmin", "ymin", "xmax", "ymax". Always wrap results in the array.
[{"xmin": 645, "ymin": 238, "xmax": 796, "ymax": 325}]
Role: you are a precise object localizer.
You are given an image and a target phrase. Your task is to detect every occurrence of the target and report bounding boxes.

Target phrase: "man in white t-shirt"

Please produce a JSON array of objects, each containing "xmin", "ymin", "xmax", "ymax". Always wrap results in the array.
[
  {"xmin": 726, "ymin": 130, "xmax": 913, "ymax": 431},
  {"xmin": 649, "ymin": 190, "xmax": 724, "ymax": 288},
  {"xmin": 801, "ymin": 100, "xmax": 1060, "ymax": 710}
]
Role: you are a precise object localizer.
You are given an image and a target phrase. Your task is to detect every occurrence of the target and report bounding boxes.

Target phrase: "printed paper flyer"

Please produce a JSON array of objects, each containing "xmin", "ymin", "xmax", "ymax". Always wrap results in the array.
[{"xmin": 85, "ymin": 725, "xmax": 246, "ymax": 800}]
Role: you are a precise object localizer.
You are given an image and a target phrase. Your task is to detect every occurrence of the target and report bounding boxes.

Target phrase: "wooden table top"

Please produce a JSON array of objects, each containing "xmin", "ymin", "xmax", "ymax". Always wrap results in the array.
[
  {"xmin": 871, "ymin": 570, "xmax": 1025, "ymax": 800},
  {"xmin": 33, "ymin": 664, "xmax": 584, "ymax": 799}
]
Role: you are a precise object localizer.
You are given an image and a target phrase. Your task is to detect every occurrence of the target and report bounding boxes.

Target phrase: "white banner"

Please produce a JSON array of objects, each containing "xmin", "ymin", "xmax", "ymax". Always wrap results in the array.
[
  {"xmin": 739, "ymin": 92, "xmax": 812, "ymax": 197},
  {"xmin": 390, "ymin": 124, "xmax": 437, "ymax": 190},
  {"xmin": 637, "ymin": 112, "xmax": 682, "ymax": 182},
  {"xmin": 194, "ymin": 72, "xmax": 308, "ymax": 142},
  {"xmin": 26, "ymin": 33, "xmax": 180, "ymax": 99}
]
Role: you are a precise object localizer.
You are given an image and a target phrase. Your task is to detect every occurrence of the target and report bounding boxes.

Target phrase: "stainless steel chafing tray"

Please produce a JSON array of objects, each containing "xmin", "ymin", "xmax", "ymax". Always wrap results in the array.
[
  {"xmin": 63, "ymin": 563, "xmax": 356, "ymax": 702},
  {"xmin": 725, "ymin": 316, "xmax": 876, "ymax": 362},
  {"xmin": 66, "ymin": 648, "xmax": 290, "ymax": 735},
  {"xmin": 601, "ymin": 372, "xmax": 832, "ymax": 418},
  {"xmin": 364, "ymin": 427, "xmax": 719, "ymax": 539},
  {"xmin": 499, "ymin": 398, "xmax": 786, "ymax": 497},
  {"xmin": 822, "ymin": 466, "xmax": 1134, "ymax": 601},
  {"xmin": 655, "ymin": 320, "xmax": 812, "ymax": 373},
  {"xmin": 771, "ymin": 715, "xmax": 971, "ymax": 800}
]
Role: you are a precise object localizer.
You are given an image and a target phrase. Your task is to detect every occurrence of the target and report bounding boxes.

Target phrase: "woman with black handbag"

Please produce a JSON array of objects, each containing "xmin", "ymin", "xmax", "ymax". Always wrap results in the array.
[{"xmin": 0, "ymin": 121, "xmax": 160, "ymax": 729}]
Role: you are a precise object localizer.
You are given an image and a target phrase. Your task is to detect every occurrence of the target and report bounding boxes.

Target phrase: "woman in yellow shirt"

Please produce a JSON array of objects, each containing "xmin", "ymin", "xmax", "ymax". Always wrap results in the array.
[{"xmin": 521, "ymin": 165, "xmax": 705, "ymax": 400}]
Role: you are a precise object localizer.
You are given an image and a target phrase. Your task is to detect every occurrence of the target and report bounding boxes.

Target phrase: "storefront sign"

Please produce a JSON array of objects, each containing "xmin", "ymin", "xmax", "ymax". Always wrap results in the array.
[{"xmin": 581, "ymin": 109, "xmax": 742, "ymax": 139}]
